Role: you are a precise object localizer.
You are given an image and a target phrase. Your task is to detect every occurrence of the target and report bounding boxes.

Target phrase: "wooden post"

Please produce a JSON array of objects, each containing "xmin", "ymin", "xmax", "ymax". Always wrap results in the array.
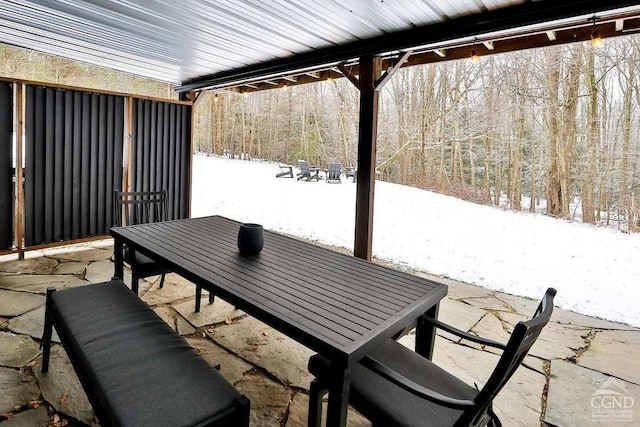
[
  {"xmin": 179, "ymin": 91, "xmax": 195, "ymax": 218},
  {"xmin": 15, "ymin": 84, "xmax": 24, "ymax": 260},
  {"xmin": 354, "ymin": 55, "xmax": 382, "ymax": 261},
  {"xmin": 125, "ymin": 96, "xmax": 133, "ymax": 193}
]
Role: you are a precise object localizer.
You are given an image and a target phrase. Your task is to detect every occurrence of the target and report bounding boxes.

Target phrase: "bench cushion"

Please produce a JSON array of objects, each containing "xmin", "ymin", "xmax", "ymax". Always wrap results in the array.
[{"xmin": 50, "ymin": 280, "xmax": 248, "ymax": 427}]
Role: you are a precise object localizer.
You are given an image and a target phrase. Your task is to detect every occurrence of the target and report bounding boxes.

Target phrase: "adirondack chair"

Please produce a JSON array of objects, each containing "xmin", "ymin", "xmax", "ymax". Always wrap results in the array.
[
  {"xmin": 297, "ymin": 160, "xmax": 319, "ymax": 181},
  {"xmin": 326, "ymin": 162, "xmax": 342, "ymax": 183},
  {"xmin": 308, "ymin": 288, "xmax": 557, "ymax": 427},
  {"xmin": 345, "ymin": 166, "xmax": 355, "ymax": 179},
  {"xmin": 275, "ymin": 162, "xmax": 294, "ymax": 178}
]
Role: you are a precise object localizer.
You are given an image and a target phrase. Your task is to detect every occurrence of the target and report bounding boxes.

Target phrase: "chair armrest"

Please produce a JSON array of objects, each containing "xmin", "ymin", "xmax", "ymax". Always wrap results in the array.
[
  {"xmin": 360, "ymin": 356, "xmax": 475, "ymax": 409},
  {"xmin": 421, "ymin": 316, "xmax": 506, "ymax": 350}
]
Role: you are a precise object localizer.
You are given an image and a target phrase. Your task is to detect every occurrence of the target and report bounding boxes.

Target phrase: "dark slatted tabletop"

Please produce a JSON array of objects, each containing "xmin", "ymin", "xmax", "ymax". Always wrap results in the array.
[{"xmin": 111, "ymin": 215, "xmax": 447, "ymax": 367}]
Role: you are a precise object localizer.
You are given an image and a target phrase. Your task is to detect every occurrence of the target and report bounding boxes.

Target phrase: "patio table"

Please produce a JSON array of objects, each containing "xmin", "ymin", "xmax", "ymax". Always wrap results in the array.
[{"xmin": 110, "ymin": 215, "xmax": 447, "ymax": 427}]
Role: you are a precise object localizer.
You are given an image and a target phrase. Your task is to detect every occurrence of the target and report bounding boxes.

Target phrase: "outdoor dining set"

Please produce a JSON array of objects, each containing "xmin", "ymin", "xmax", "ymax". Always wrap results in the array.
[{"xmin": 37, "ymin": 190, "xmax": 557, "ymax": 427}]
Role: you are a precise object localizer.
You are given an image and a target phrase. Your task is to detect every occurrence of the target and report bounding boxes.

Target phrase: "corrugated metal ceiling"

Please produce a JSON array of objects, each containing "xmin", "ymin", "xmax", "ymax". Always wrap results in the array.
[
  {"xmin": 1, "ymin": 0, "xmax": 640, "ymax": 91},
  {"xmin": 0, "ymin": 0, "xmax": 534, "ymax": 83}
]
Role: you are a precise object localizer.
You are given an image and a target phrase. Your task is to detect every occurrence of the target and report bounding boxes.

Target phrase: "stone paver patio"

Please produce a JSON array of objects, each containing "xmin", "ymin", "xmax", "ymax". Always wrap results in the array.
[{"xmin": 0, "ymin": 241, "xmax": 638, "ymax": 426}]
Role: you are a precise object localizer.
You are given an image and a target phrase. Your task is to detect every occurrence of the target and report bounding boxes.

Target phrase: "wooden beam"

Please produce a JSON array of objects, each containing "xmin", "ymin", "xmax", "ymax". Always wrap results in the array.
[
  {"xmin": 193, "ymin": 16, "xmax": 640, "ymax": 94},
  {"xmin": 15, "ymin": 83, "xmax": 24, "ymax": 259},
  {"xmin": 21, "ymin": 235, "xmax": 111, "ymax": 252},
  {"xmin": 375, "ymin": 51, "xmax": 411, "ymax": 90},
  {"xmin": 354, "ymin": 55, "xmax": 382, "ymax": 261},
  {"xmin": 178, "ymin": 0, "xmax": 640, "ymax": 92},
  {"xmin": 187, "ymin": 96, "xmax": 195, "ymax": 218},
  {"xmin": 337, "ymin": 63, "xmax": 360, "ymax": 89},
  {"xmin": 482, "ymin": 41, "xmax": 495, "ymax": 50},
  {"xmin": 0, "ymin": 76, "xmax": 187, "ymax": 105},
  {"xmin": 124, "ymin": 96, "xmax": 133, "ymax": 194},
  {"xmin": 192, "ymin": 90, "xmax": 204, "ymax": 105}
]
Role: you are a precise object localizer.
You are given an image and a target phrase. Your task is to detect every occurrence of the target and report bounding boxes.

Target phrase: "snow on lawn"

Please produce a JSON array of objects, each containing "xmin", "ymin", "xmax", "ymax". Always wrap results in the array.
[{"xmin": 192, "ymin": 154, "xmax": 640, "ymax": 327}]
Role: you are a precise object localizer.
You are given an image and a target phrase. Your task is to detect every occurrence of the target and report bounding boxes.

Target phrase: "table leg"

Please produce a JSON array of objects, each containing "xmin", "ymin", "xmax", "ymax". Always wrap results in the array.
[
  {"xmin": 112, "ymin": 238, "xmax": 123, "ymax": 281},
  {"xmin": 325, "ymin": 368, "xmax": 351, "ymax": 427},
  {"xmin": 416, "ymin": 302, "xmax": 440, "ymax": 360},
  {"xmin": 307, "ymin": 378, "xmax": 327, "ymax": 427}
]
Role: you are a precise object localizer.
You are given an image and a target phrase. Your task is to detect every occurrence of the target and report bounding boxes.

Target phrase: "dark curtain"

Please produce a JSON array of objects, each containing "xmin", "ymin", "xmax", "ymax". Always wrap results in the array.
[
  {"xmin": 0, "ymin": 82, "xmax": 13, "ymax": 249},
  {"xmin": 131, "ymin": 99, "xmax": 191, "ymax": 220},
  {"xmin": 24, "ymin": 85, "xmax": 124, "ymax": 245}
]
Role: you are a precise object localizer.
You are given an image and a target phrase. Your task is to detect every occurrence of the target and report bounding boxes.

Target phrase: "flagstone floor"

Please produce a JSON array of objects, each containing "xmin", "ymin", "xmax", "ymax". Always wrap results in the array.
[{"xmin": 0, "ymin": 241, "xmax": 638, "ymax": 427}]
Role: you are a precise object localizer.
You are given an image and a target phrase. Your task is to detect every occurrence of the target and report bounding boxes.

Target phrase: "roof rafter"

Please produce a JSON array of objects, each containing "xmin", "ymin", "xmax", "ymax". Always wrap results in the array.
[{"xmin": 177, "ymin": 0, "xmax": 640, "ymax": 93}]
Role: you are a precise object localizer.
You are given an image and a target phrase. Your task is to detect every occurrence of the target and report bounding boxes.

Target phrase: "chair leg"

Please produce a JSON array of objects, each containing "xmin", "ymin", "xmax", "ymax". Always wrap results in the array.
[
  {"xmin": 159, "ymin": 273, "xmax": 166, "ymax": 289},
  {"xmin": 308, "ymin": 379, "xmax": 327, "ymax": 427},
  {"xmin": 41, "ymin": 287, "xmax": 56, "ymax": 373},
  {"xmin": 208, "ymin": 292, "xmax": 215, "ymax": 305},
  {"xmin": 195, "ymin": 286, "xmax": 202, "ymax": 313}
]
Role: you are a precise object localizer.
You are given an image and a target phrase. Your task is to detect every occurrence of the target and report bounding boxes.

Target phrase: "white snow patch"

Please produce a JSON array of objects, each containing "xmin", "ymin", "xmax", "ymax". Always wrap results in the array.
[{"xmin": 192, "ymin": 155, "xmax": 640, "ymax": 327}]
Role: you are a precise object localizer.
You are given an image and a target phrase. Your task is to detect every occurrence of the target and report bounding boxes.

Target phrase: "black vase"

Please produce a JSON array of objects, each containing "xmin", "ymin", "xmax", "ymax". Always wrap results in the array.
[{"xmin": 237, "ymin": 223, "xmax": 264, "ymax": 255}]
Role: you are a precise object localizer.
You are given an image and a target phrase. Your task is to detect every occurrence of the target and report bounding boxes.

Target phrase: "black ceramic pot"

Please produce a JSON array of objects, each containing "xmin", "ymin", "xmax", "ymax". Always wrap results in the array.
[{"xmin": 237, "ymin": 223, "xmax": 264, "ymax": 255}]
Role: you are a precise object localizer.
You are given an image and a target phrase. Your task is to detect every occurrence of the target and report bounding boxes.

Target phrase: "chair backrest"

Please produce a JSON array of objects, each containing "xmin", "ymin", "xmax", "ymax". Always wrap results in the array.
[
  {"xmin": 328, "ymin": 162, "xmax": 342, "ymax": 179},
  {"xmin": 298, "ymin": 160, "xmax": 311, "ymax": 176},
  {"xmin": 277, "ymin": 162, "xmax": 288, "ymax": 171},
  {"xmin": 464, "ymin": 288, "xmax": 556, "ymax": 426},
  {"xmin": 114, "ymin": 190, "xmax": 168, "ymax": 227}
]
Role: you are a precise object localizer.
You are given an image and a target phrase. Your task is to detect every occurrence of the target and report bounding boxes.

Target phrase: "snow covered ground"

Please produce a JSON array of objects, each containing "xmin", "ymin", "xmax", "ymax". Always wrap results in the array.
[{"xmin": 191, "ymin": 154, "xmax": 640, "ymax": 327}]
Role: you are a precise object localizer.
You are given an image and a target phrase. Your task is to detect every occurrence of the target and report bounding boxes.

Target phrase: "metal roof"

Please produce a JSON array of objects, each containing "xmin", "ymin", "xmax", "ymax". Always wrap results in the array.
[{"xmin": 2, "ymin": 0, "xmax": 640, "ymax": 93}]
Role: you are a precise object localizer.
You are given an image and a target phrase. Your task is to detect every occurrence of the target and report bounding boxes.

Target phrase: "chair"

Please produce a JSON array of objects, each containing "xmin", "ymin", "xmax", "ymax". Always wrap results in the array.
[
  {"xmin": 326, "ymin": 162, "xmax": 342, "ymax": 183},
  {"xmin": 345, "ymin": 166, "xmax": 355, "ymax": 179},
  {"xmin": 113, "ymin": 190, "xmax": 213, "ymax": 312},
  {"xmin": 297, "ymin": 160, "xmax": 319, "ymax": 181},
  {"xmin": 308, "ymin": 288, "xmax": 557, "ymax": 427},
  {"xmin": 275, "ymin": 162, "xmax": 294, "ymax": 178}
]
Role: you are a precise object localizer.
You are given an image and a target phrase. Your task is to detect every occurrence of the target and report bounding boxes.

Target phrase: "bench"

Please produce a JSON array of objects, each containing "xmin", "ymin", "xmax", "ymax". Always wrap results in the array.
[{"xmin": 41, "ymin": 280, "xmax": 250, "ymax": 427}]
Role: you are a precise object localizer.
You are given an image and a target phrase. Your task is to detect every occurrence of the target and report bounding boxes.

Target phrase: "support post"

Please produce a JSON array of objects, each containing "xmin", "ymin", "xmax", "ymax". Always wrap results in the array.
[
  {"xmin": 179, "ymin": 91, "xmax": 195, "ymax": 218},
  {"xmin": 124, "ymin": 96, "xmax": 133, "ymax": 194},
  {"xmin": 354, "ymin": 55, "xmax": 382, "ymax": 261},
  {"xmin": 15, "ymin": 84, "xmax": 24, "ymax": 260}
]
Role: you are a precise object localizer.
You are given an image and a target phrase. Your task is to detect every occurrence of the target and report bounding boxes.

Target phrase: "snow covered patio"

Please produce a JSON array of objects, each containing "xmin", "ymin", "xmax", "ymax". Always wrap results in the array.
[{"xmin": 1, "ymin": 242, "xmax": 638, "ymax": 426}]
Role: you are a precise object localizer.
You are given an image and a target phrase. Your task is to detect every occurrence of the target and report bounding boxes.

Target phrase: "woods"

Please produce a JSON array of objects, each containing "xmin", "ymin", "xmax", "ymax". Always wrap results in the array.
[
  {"xmin": 2, "ymin": 36, "xmax": 639, "ymax": 232},
  {"xmin": 192, "ymin": 37, "xmax": 640, "ymax": 232}
]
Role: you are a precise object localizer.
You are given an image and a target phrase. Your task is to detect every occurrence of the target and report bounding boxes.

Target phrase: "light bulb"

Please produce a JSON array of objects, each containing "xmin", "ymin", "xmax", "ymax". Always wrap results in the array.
[{"xmin": 591, "ymin": 31, "xmax": 604, "ymax": 48}]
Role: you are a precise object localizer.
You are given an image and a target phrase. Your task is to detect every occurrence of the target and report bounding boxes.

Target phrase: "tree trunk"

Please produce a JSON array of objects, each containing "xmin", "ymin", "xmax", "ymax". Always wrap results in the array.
[
  {"xmin": 619, "ymin": 56, "xmax": 634, "ymax": 229},
  {"xmin": 545, "ymin": 48, "xmax": 562, "ymax": 216},
  {"xmin": 559, "ymin": 45, "xmax": 582, "ymax": 217},
  {"xmin": 509, "ymin": 80, "xmax": 525, "ymax": 211},
  {"xmin": 581, "ymin": 46, "xmax": 598, "ymax": 224}
]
